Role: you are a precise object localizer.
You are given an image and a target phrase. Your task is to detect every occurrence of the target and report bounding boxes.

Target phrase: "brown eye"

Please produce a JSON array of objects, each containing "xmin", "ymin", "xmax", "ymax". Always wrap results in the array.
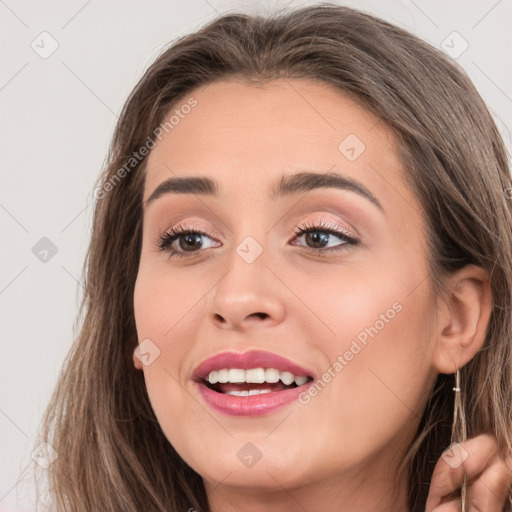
[
  {"xmin": 157, "ymin": 225, "xmax": 219, "ymax": 258},
  {"xmin": 292, "ymin": 221, "xmax": 359, "ymax": 253}
]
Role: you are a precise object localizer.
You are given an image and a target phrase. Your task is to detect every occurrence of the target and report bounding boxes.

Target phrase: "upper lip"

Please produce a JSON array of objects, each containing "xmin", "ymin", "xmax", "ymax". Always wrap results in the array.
[{"xmin": 192, "ymin": 349, "xmax": 315, "ymax": 381}]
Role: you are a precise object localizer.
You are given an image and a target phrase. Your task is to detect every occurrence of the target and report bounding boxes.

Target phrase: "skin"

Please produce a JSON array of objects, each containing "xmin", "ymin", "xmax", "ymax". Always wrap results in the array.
[
  {"xmin": 427, "ymin": 434, "xmax": 511, "ymax": 511},
  {"xmin": 132, "ymin": 79, "xmax": 495, "ymax": 511}
]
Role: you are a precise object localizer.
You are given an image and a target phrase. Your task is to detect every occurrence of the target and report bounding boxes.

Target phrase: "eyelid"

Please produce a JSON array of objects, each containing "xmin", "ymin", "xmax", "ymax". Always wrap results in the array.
[
  {"xmin": 160, "ymin": 219, "xmax": 223, "ymax": 240},
  {"xmin": 158, "ymin": 214, "xmax": 357, "ymax": 243},
  {"xmin": 294, "ymin": 216, "xmax": 358, "ymax": 240},
  {"xmin": 156, "ymin": 214, "xmax": 361, "ymax": 261}
]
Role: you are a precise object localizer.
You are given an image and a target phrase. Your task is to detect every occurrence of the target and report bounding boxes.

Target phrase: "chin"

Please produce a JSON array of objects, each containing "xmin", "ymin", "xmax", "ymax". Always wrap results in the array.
[{"xmin": 186, "ymin": 442, "xmax": 315, "ymax": 490}]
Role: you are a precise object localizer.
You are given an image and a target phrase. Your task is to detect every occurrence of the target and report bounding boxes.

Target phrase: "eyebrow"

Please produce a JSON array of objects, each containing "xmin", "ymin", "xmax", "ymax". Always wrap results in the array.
[{"xmin": 144, "ymin": 171, "xmax": 383, "ymax": 211}]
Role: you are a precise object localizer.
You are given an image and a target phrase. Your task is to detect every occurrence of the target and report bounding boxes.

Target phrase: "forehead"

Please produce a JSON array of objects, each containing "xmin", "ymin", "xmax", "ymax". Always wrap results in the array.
[{"xmin": 142, "ymin": 78, "xmax": 416, "ymax": 216}]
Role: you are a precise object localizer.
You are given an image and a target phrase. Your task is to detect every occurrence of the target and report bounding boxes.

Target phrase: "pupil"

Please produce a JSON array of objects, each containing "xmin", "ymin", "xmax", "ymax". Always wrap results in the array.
[
  {"xmin": 180, "ymin": 234, "xmax": 202, "ymax": 251},
  {"xmin": 307, "ymin": 231, "xmax": 328, "ymax": 248}
]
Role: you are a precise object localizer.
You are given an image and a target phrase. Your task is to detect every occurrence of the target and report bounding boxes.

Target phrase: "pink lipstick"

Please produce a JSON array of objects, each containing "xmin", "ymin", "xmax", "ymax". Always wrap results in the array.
[{"xmin": 192, "ymin": 349, "xmax": 314, "ymax": 416}]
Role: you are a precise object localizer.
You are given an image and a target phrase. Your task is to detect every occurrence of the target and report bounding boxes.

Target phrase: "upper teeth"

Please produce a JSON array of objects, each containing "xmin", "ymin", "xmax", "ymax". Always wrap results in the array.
[{"xmin": 207, "ymin": 368, "xmax": 309, "ymax": 387}]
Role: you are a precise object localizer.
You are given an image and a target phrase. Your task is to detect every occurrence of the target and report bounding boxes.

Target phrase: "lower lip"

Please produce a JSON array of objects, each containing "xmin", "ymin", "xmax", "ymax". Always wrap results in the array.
[{"xmin": 194, "ymin": 381, "xmax": 312, "ymax": 416}]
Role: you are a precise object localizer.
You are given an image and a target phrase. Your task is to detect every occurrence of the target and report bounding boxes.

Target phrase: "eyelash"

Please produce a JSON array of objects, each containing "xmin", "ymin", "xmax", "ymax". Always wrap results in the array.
[{"xmin": 156, "ymin": 220, "xmax": 359, "ymax": 259}]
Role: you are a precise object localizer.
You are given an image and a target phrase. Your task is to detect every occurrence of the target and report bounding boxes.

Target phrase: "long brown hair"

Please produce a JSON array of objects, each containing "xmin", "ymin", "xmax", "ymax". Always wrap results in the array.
[{"xmin": 34, "ymin": 4, "xmax": 512, "ymax": 511}]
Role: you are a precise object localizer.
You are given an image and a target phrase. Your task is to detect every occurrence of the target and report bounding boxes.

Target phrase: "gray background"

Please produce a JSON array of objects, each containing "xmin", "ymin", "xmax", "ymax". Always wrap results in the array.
[{"xmin": 1, "ymin": 0, "xmax": 511, "ymax": 510}]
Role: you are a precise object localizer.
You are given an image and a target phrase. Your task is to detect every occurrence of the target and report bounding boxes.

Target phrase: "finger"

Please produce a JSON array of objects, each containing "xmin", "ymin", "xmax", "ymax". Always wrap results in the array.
[
  {"xmin": 466, "ymin": 453, "xmax": 511, "ymax": 512},
  {"xmin": 430, "ymin": 497, "xmax": 462, "ymax": 512},
  {"xmin": 425, "ymin": 434, "xmax": 498, "ymax": 511}
]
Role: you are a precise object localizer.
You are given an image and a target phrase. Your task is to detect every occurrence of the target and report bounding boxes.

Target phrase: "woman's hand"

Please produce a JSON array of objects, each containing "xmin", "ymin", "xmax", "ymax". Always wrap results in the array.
[{"xmin": 425, "ymin": 434, "xmax": 511, "ymax": 511}]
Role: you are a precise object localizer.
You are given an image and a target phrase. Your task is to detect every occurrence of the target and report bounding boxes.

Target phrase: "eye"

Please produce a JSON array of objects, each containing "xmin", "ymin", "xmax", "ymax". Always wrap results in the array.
[
  {"xmin": 156, "ymin": 223, "xmax": 219, "ymax": 259},
  {"xmin": 291, "ymin": 220, "xmax": 359, "ymax": 254},
  {"xmin": 156, "ymin": 219, "xmax": 359, "ymax": 259}
]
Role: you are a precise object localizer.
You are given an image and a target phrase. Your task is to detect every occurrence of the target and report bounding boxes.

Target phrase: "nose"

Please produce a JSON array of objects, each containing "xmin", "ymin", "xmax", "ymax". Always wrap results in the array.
[{"xmin": 208, "ymin": 242, "xmax": 286, "ymax": 332}]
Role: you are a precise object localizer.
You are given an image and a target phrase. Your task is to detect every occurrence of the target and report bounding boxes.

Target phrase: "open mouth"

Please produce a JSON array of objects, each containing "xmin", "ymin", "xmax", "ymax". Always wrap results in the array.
[{"xmin": 200, "ymin": 368, "xmax": 314, "ymax": 396}]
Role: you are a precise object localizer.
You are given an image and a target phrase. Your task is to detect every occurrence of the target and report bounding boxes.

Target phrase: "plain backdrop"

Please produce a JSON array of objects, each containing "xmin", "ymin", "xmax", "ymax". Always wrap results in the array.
[{"xmin": 1, "ymin": 0, "xmax": 511, "ymax": 510}]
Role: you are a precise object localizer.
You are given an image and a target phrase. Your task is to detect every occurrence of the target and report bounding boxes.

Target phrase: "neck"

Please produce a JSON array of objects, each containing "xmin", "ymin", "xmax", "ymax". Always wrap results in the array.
[{"xmin": 204, "ymin": 457, "xmax": 410, "ymax": 512}]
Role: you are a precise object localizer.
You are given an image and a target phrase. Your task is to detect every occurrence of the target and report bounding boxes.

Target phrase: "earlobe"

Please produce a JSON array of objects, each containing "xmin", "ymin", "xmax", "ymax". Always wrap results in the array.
[
  {"xmin": 133, "ymin": 345, "xmax": 144, "ymax": 370},
  {"xmin": 432, "ymin": 264, "xmax": 492, "ymax": 374}
]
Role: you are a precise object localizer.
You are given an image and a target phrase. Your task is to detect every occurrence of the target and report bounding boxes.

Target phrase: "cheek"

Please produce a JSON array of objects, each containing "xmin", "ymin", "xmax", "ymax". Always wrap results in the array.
[
  {"xmin": 133, "ymin": 261, "xmax": 205, "ymax": 349},
  {"xmin": 288, "ymin": 254, "xmax": 436, "ymax": 420},
  {"xmin": 132, "ymin": 259, "xmax": 219, "ymax": 392},
  {"xmin": 133, "ymin": 267, "xmax": 203, "ymax": 446},
  {"xmin": 288, "ymin": 252, "xmax": 433, "ymax": 350}
]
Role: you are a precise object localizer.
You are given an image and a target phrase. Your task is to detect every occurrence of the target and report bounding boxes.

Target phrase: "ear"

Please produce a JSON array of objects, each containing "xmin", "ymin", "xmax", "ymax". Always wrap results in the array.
[
  {"xmin": 133, "ymin": 344, "xmax": 144, "ymax": 370},
  {"xmin": 432, "ymin": 264, "xmax": 492, "ymax": 374}
]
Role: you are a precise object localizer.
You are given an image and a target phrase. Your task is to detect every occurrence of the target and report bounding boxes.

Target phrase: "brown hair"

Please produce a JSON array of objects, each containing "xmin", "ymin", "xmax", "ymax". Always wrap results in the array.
[{"xmin": 34, "ymin": 3, "xmax": 512, "ymax": 511}]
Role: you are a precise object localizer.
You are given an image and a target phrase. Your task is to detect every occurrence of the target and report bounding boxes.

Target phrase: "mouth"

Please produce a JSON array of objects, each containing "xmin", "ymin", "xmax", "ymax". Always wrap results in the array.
[
  {"xmin": 192, "ymin": 350, "xmax": 315, "ymax": 416},
  {"xmin": 201, "ymin": 367, "xmax": 314, "ymax": 396}
]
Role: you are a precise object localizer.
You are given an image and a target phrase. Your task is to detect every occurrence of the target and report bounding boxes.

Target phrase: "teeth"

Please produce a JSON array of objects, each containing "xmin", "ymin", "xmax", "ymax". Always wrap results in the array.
[
  {"xmin": 280, "ymin": 371, "xmax": 295, "ymax": 386},
  {"xmin": 226, "ymin": 389, "xmax": 273, "ymax": 396},
  {"xmin": 265, "ymin": 368, "xmax": 280, "ymax": 383},
  {"xmin": 248, "ymin": 389, "xmax": 271, "ymax": 396},
  {"xmin": 295, "ymin": 375, "xmax": 308, "ymax": 386},
  {"xmin": 246, "ymin": 368, "xmax": 266, "ymax": 383},
  {"xmin": 227, "ymin": 368, "xmax": 245, "ymax": 383},
  {"xmin": 207, "ymin": 368, "xmax": 309, "ymax": 386}
]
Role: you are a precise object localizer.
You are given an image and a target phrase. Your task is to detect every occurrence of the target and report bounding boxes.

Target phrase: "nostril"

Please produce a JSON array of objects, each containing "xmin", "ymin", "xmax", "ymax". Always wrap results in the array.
[
  {"xmin": 251, "ymin": 312, "xmax": 268, "ymax": 320},
  {"xmin": 213, "ymin": 312, "xmax": 268, "ymax": 324}
]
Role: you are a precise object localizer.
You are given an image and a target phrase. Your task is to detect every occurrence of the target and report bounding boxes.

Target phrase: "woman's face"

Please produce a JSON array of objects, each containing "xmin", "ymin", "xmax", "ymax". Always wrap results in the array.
[{"xmin": 133, "ymin": 79, "xmax": 439, "ymax": 503}]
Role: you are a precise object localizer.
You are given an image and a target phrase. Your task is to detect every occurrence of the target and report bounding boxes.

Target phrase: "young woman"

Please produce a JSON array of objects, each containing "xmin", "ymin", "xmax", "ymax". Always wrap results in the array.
[{"xmin": 36, "ymin": 4, "xmax": 512, "ymax": 511}]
